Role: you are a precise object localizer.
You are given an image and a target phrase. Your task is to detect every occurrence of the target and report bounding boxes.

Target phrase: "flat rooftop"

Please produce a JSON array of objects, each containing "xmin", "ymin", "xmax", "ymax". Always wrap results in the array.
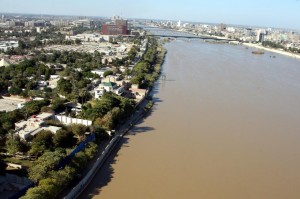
[{"xmin": 0, "ymin": 98, "xmax": 20, "ymax": 112}]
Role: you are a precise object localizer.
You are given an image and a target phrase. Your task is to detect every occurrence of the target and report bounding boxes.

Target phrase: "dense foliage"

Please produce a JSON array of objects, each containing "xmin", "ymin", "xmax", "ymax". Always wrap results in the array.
[
  {"xmin": 80, "ymin": 92, "xmax": 135, "ymax": 130},
  {"xmin": 262, "ymin": 41, "xmax": 285, "ymax": 49}
]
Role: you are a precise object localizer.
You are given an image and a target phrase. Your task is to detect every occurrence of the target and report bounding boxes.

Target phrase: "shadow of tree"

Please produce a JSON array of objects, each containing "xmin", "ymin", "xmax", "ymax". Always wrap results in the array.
[{"xmin": 78, "ymin": 125, "xmax": 155, "ymax": 198}]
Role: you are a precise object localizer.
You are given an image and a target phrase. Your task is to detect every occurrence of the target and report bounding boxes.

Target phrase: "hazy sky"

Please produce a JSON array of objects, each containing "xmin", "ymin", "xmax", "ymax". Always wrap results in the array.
[{"xmin": 0, "ymin": 0, "xmax": 300, "ymax": 29}]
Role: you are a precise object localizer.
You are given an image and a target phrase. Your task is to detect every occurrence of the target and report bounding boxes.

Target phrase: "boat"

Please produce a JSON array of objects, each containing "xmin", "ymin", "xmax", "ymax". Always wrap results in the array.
[{"xmin": 252, "ymin": 50, "xmax": 264, "ymax": 55}]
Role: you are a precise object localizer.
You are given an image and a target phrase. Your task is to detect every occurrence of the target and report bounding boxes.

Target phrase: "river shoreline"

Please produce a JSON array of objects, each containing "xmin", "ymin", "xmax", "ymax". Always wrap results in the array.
[
  {"xmin": 64, "ymin": 39, "xmax": 167, "ymax": 199},
  {"xmin": 242, "ymin": 42, "xmax": 300, "ymax": 59},
  {"xmin": 83, "ymin": 39, "xmax": 300, "ymax": 199}
]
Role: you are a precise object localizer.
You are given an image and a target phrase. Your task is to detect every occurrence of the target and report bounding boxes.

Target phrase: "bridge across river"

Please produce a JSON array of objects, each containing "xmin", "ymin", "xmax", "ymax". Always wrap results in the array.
[
  {"xmin": 148, "ymin": 34, "xmax": 235, "ymax": 41},
  {"xmin": 143, "ymin": 27, "xmax": 235, "ymax": 41}
]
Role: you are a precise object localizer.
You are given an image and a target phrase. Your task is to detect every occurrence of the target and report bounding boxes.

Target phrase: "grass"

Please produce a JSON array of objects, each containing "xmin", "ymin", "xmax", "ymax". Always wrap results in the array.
[{"xmin": 3, "ymin": 157, "xmax": 34, "ymax": 168}]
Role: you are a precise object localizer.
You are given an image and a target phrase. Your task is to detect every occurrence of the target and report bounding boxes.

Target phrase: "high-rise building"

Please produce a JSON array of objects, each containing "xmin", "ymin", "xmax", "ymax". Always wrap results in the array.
[
  {"xmin": 245, "ymin": 28, "xmax": 252, "ymax": 37},
  {"xmin": 219, "ymin": 23, "xmax": 226, "ymax": 31},
  {"xmin": 102, "ymin": 17, "xmax": 129, "ymax": 35},
  {"xmin": 177, "ymin": 20, "xmax": 181, "ymax": 27},
  {"xmin": 256, "ymin": 29, "xmax": 266, "ymax": 42},
  {"xmin": 102, "ymin": 24, "xmax": 128, "ymax": 35}
]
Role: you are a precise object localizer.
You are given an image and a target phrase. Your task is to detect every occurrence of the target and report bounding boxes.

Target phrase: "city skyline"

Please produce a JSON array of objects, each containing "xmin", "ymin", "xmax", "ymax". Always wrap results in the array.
[{"xmin": 0, "ymin": 0, "xmax": 300, "ymax": 30}]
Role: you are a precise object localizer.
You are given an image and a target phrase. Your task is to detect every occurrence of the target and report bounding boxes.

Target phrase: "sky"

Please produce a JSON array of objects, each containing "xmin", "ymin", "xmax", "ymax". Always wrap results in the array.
[{"xmin": 0, "ymin": 0, "xmax": 300, "ymax": 30}]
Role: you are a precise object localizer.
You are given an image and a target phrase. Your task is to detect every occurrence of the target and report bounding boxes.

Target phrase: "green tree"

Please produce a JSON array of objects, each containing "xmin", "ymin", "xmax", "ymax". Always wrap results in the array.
[
  {"xmin": 20, "ymin": 186, "xmax": 49, "ymax": 199},
  {"xmin": 56, "ymin": 78, "xmax": 72, "ymax": 96},
  {"xmin": 75, "ymin": 38, "xmax": 81, "ymax": 45},
  {"xmin": 85, "ymin": 142, "xmax": 98, "ymax": 159},
  {"xmin": 70, "ymin": 151, "xmax": 88, "ymax": 171},
  {"xmin": 34, "ymin": 130, "xmax": 54, "ymax": 148},
  {"xmin": 29, "ymin": 130, "xmax": 54, "ymax": 155},
  {"xmin": 103, "ymin": 70, "xmax": 113, "ymax": 77},
  {"xmin": 52, "ymin": 129, "xmax": 76, "ymax": 148},
  {"xmin": 9, "ymin": 86, "xmax": 22, "ymax": 95},
  {"xmin": 28, "ymin": 149, "xmax": 65, "ymax": 183},
  {"xmin": 5, "ymin": 135, "xmax": 22, "ymax": 155},
  {"xmin": 22, "ymin": 100, "xmax": 50, "ymax": 117},
  {"xmin": 51, "ymin": 98, "xmax": 66, "ymax": 112},
  {"xmin": 69, "ymin": 124, "xmax": 87, "ymax": 141}
]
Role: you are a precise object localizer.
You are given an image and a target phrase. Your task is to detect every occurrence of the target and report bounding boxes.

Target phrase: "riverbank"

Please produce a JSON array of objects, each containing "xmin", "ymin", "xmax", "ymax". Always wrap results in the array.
[
  {"xmin": 64, "ymin": 39, "xmax": 167, "ymax": 199},
  {"xmin": 82, "ymin": 39, "xmax": 300, "ymax": 199},
  {"xmin": 243, "ymin": 42, "xmax": 300, "ymax": 59}
]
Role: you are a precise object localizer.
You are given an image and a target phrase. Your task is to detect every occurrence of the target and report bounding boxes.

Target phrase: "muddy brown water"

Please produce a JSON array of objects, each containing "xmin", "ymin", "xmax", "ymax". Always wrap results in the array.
[{"xmin": 80, "ymin": 40, "xmax": 300, "ymax": 199}]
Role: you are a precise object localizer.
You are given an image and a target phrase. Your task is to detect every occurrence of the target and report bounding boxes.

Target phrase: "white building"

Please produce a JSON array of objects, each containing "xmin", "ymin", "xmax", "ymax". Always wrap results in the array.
[
  {"xmin": 94, "ymin": 82, "xmax": 118, "ymax": 98},
  {"xmin": 15, "ymin": 113, "xmax": 61, "ymax": 140},
  {"xmin": 0, "ymin": 58, "xmax": 11, "ymax": 67},
  {"xmin": 73, "ymin": 19, "xmax": 93, "ymax": 28},
  {"xmin": 0, "ymin": 41, "xmax": 19, "ymax": 52},
  {"xmin": 177, "ymin": 20, "xmax": 181, "ymax": 27},
  {"xmin": 91, "ymin": 68, "xmax": 111, "ymax": 78},
  {"xmin": 66, "ymin": 33, "xmax": 102, "ymax": 42},
  {"xmin": 256, "ymin": 29, "xmax": 266, "ymax": 42}
]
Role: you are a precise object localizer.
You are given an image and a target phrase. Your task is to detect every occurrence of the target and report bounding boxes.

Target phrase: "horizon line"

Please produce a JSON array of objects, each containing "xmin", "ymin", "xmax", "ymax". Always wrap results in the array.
[{"xmin": 0, "ymin": 11, "xmax": 299, "ymax": 32}]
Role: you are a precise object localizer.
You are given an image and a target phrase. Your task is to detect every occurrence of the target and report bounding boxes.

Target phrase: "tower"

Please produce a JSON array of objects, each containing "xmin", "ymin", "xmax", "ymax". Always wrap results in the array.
[
  {"xmin": 256, "ymin": 29, "xmax": 266, "ymax": 42},
  {"xmin": 246, "ymin": 28, "xmax": 252, "ymax": 37},
  {"xmin": 177, "ymin": 20, "xmax": 181, "ymax": 27}
]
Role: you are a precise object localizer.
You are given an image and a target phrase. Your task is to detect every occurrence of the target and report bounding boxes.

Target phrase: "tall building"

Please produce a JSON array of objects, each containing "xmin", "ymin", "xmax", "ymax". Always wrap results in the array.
[
  {"xmin": 102, "ymin": 24, "xmax": 128, "ymax": 35},
  {"xmin": 245, "ymin": 28, "xmax": 252, "ymax": 37},
  {"xmin": 256, "ymin": 29, "xmax": 266, "ymax": 42},
  {"xmin": 177, "ymin": 20, "xmax": 181, "ymax": 27},
  {"xmin": 102, "ymin": 17, "xmax": 129, "ymax": 35},
  {"xmin": 219, "ymin": 23, "xmax": 226, "ymax": 31}
]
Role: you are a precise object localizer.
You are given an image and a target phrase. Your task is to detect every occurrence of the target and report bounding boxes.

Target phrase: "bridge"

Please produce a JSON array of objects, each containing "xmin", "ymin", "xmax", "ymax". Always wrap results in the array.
[
  {"xmin": 143, "ymin": 28, "xmax": 235, "ymax": 41},
  {"xmin": 148, "ymin": 34, "xmax": 235, "ymax": 41}
]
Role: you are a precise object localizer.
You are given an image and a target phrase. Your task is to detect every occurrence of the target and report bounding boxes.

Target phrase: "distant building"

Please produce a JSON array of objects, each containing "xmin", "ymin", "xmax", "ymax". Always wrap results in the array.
[
  {"xmin": 219, "ymin": 23, "xmax": 227, "ymax": 31},
  {"xmin": 102, "ymin": 16, "xmax": 129, "ymax": 35},
  {"xmin": 256, "ymin": 29, "xmax": 266, "ymax": 42},
  {"xmin": 50, "ymin": 20, "xmax": 70, "ymax": 27},
  {"xmin": 177, "ymin": 20, "xmax": 181, "ymax": 27},
  {"xmin": 73, "ymin": 19, "xmax": 93, "ymax": 28},
  {"xmin": 246, "ymin": 28, "xmax": 252, "ymax": 37},
  {"xmin": 102, "ymin": 24, "xmax": 128, "ymax": 35},
  {"xmin": 25, "ymin": 20, "xmax": 45, "ymax": 27}
]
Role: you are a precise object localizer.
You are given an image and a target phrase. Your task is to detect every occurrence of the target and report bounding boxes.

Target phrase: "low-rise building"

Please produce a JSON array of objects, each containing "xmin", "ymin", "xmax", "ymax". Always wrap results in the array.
[
  {"xmin": 15, "ymin": 113, "xmax": 61, "ymax": 140},
  {"xmin": 94, "ymin": 82, "xmax": 118, "ymax": 98},
  {"xmin": 0, "ymin": 41, "xmax": 19, "ymax": 52},
  {"xmin": 0, "ymin": 58, "xmax": 10, "ymax": 67},
  {"xmin": 91, "ymin": 68, "xmax": 111, "ymax": 78}
]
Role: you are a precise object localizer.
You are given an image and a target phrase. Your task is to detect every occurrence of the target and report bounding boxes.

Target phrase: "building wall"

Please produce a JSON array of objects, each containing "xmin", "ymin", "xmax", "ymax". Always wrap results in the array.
[
  {"xmin": 102, "ymin": 24, "xmax": 128, "ymax": 35},
  {"xmin": 53, "ymin": 115, "xmax": 92, "ymax": 126}
]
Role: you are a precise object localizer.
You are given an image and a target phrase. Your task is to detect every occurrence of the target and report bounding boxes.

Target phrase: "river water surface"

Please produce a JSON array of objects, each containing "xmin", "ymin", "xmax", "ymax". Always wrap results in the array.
[{"xmin": 81, "ymin": 40, "xmax": 300, "ymax": 199}]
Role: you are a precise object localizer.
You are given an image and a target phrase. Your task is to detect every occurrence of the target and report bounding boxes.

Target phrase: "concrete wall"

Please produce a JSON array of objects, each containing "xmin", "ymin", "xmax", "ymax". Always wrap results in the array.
[
  {"xmin": 64, "ymin": 135, "xmax": 121, "ymax": 199},
  {"xmin": 53, "ymin": 115, "xmax": 92, "ymax": 126}
]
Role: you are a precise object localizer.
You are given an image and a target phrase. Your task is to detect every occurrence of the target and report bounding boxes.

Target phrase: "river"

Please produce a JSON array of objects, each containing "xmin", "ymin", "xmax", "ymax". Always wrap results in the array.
[{"xmin": 80, "ymin": 39, "xmax": 300, "ymax": 199}]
